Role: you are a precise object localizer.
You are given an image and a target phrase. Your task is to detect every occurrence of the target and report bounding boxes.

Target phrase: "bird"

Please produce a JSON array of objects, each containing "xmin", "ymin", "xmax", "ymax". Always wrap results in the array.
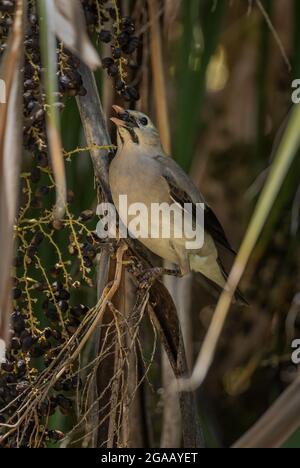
[{"xmin": 109, "ymin": 105, "xmax": 247, "ymax": 304}]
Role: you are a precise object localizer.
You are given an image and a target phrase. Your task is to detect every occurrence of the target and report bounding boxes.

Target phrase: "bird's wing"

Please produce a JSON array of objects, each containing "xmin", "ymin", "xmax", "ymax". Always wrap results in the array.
[
  {"xmin": 154, "ymin": 155, "xmax": 247, "ymax": 305},
  {"xmin": 154, "ymin": 155, "xmax": 236, "ymax": 255}
]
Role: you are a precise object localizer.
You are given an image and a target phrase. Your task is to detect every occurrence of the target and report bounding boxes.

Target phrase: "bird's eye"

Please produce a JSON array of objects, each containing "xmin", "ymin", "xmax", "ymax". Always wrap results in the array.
[{"xmin": 139, "ymin": 117, "xmax": 148, "ymax": 126}]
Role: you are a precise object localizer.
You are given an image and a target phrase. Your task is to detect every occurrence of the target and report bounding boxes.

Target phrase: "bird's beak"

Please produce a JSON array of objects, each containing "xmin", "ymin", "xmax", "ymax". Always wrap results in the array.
[
  {"xmin": 112, "ymin": 105, "xmax": 126, "ymax": 115},
  {"xmin": 110, "ymin": 105, "xmax": 138, "ymax": 128},
  {"xmin": 110, "ymin": 105, "xmax": 127, "ymax": 127}
]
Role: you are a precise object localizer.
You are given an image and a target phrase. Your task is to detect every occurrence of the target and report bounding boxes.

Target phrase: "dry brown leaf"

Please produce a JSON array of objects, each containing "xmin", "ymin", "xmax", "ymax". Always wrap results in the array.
[
  {"xmin": 149, "ymin": 281, "xmax": 204, "ymax": 448},
  {"xmin": 52, "ymin": 0, "xmax": 101, "ymax": 70},
  {"xmin": 0, "ymin": 0, "xmax": 26, "ymax": 351}
]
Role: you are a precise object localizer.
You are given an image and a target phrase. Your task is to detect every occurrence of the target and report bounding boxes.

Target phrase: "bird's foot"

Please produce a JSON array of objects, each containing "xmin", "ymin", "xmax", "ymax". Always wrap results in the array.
[
  {"xmin": 137, "ymin": 267, "xmax": 182, "ymax": 289},
  {"xmin": 163, "ymin": 267, "xmax": 183, "ymax": 278}
]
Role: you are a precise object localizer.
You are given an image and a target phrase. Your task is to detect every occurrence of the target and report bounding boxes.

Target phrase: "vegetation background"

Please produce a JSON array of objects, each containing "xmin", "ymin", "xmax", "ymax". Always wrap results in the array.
[{"xmin": 0, "ymin": 0, "xmax": 300, "ymax": 448}]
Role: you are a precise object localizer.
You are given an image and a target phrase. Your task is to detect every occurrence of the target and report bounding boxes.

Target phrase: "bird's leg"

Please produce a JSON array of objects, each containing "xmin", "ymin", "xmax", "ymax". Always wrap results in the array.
[{"xmin": 137, "ymin": 266, "xmax": 182, "ymax": 289}]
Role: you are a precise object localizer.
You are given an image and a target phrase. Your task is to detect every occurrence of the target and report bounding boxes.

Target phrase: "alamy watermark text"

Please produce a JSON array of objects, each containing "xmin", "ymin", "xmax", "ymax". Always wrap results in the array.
[{"xmin": 96, "ymin": 195, "xmax": 205, "ymax": 250}]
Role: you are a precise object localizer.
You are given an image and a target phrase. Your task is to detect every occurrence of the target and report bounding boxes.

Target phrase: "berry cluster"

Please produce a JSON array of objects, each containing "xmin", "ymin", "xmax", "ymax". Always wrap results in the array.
[
  {"xmin": 82, "ymin": 0, "xmax": 141, "ymax": 102},
  {"xmin": 0, "ymin": 160, "xmax": 104, "ymax": 446},
  {"xmin": 0, "ymin": 0, "xmax": 113, "ymax": 448},
  {"xmin": 23, "ymin": 17, "xmax": 88, "ymax": 154},
  {"xmin": 0, "ymin": 0, "xmax": 15, "ymax": 55}
]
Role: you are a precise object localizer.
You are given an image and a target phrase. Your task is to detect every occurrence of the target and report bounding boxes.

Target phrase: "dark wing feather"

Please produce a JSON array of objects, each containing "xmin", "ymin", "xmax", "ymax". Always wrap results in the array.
[
  {"xmin": 163, "ymin": 173, "xmax": 195, "ymax": 207},
  {"xmin": 160, "ymin": 163, "xmax": 236, "ymax": 255}
]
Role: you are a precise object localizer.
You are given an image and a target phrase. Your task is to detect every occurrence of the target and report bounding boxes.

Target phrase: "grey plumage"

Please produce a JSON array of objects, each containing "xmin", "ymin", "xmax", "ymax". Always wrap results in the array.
[{"xmin": 109, "ymin": 106, "xmax": 246, "ymax": 304}]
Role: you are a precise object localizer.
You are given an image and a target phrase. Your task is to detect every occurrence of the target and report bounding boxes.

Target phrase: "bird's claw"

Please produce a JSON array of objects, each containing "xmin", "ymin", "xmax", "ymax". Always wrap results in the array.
[
  {"xmin": 137, "ymin": 267, "xmax": 182, "ymax": 289},
  {"xmin": 138, "ymin": 267, "xmax": 163, "ymax": 290}
]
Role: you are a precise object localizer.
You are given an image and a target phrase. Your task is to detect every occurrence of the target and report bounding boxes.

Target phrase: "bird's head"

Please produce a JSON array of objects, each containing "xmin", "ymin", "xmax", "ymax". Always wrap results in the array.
[{"xmin": 111, "ymin": 106, "xmax": 161, "ymax": 149}]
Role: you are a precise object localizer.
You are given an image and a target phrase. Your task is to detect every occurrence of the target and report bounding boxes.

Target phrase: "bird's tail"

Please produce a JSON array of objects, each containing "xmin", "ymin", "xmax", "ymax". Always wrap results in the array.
[{"xmin": 190, "ymin": 253, "xmax": 248, "ymax": 306}]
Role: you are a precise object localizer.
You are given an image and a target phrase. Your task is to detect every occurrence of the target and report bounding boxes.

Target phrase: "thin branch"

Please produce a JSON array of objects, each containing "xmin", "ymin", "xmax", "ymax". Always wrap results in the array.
[{"xmin": 76, "ymin": 62, "xmax": 112, "ymax": 199}]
